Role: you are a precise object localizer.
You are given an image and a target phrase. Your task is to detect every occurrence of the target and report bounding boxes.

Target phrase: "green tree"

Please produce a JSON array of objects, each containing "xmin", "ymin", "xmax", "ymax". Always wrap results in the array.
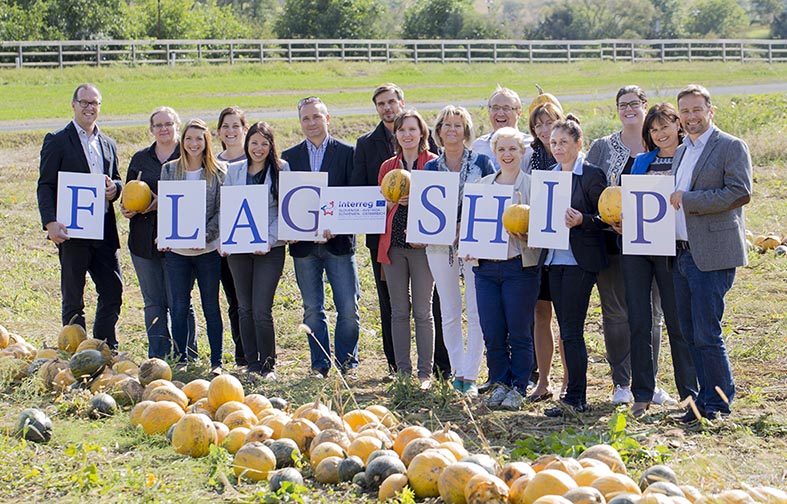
[
  {"xmin": 0, "ymin": 0, "xmax": 53, "ymax": 39},
  {"xmin": 686, "ymin": 0, "xmax": 750, "ymax": 37},
  {"xmin": 274, "ymin": 0, "xmax": 385, "ymax": 38},
  {"xmin": 401, "ymin": 0, "xmax": 503, "ymax": 39},
  {"xmin": 531, "ymin": 0, "xmax": 657, "ymax": 39},
  {"xmin": 770, "ymin": 8, "xmax": 787, "ymax": 37}
]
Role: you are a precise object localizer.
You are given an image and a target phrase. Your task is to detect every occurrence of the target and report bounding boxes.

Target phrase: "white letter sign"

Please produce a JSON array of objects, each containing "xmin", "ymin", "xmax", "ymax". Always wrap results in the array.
[
  {"xmin": 221, "ymin": 185, "xmax": 270, "ymax": 254},
  {"xmin": 458, "ymin": 183, "xmax": 513, "ymax": 260},
  {"xmin": 407, "ymin": 171, "xmax": 460, "ymax": 246},
  {"xmin": 278, "ymin": 172, "xmax": 328, "ymax": 242},
  {"xmin": 527, "ymin": 170, "xmax": 572, "ymax": 250},
  {"xmin": 318, "ymin": 186, "xmax": 386, "ymax": 236},
  {"xmin": 621, "ymin": 174, "xmax": 675, "ymax": 256},
  {"xmin": 56, "ymin": 172, "xmax": 105, "ymax": 240},
  {"xmin": 157, "ymin": 180, "xmax": 206, "ymax": 249}
]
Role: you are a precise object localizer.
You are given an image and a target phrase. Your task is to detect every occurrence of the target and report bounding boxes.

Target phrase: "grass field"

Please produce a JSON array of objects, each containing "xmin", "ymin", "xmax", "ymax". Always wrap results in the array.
[{"xmin": 0, "ymin": 62, "xmax": 786, "ymax": 503}]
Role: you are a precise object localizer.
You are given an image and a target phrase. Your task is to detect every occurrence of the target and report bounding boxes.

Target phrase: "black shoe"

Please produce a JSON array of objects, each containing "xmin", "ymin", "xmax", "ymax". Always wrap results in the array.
[
  {"xmin": 675, "ymin": 408, "xmax": 703, "ymax": 424},
  {"xmin": 704, "ymin": 410, "xmax": 730, "ymax": 421},
  {"xmin": 544, "ymin": 402, "xmax": 589, "ymax": 417},
  {"xmin": 342, "ymin": 367, "xmax": 359, "ymax": 381},
  {"xmin": 477, "ymin": 380, "xmax": 494, "ymax": 393},
  {"xmin": 527, "ymin": 391, "xmax": 553, "ymax": 403},
  {"xmin": 311, "ymin": 367, "xmax": 329, "ymax": 379}
]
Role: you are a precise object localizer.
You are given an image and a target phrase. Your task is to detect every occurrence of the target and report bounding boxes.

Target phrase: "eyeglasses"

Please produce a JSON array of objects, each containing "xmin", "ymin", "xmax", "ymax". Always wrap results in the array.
[
  {"xmin": 297, "ymin": 96, "xmax": 323, "ymax": 110},
  {"xmin": 76, "ymin": 100, "xmax": 101, "ymax": 109},
  {"xmin": 489, "ymin": 105, "xmax": 517, "ymax": 113},
  {"xmin": 618, "ymin": 100, "xmax": 644, "ymax": 111},
  {"xmin": 152, "ymin": 122, "xmax": 175, "ymax": 130}
]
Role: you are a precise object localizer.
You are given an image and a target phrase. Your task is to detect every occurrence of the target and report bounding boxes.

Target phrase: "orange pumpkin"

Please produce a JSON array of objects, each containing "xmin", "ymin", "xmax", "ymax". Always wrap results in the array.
[
  {"xmin": 598, "ymin": 187, "xmax": 622, "ymax": 226},
  {"xmin": 207, "ymin": 374, "xmax": 245, "ymax": 410},
  {"xmin": 139, "ymin": 400, "xmax": 185, "ymax": 435},
  {"xmin": 171, "ymin": 413, "xmax": 217, "ymax": 457},
  {"xmin": 408, "ymin": 449, "xmax": 455, "ymax": 499},
  {"xmin": 439, "ymin": 461, "xmax": 490, "ymax": 504},
  {"xmin": 122, "ymin": 173, "xmax": 153, "ymax": 212}
]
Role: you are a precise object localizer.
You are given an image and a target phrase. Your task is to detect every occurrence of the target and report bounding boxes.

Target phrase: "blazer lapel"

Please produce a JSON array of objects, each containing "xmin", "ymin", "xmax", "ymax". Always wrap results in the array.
[
  {"xmin": 689, "ymin": 129, "xmax": 720, "ymax": 189},
  {"xmin": 320, "ymin": 138, "xmax": 336, "ymax": 174},
  {"xmin": 66, "ymin": 123, "xmax": 90, "ymax": 173},
  {"xmin": 99, "ymin": 134, "xmax": 112, "ymax": 176}
]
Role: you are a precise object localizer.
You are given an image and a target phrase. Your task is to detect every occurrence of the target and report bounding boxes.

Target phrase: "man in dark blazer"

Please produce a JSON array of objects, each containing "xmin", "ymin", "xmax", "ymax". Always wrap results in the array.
[
  {"xmin": 670, "ymin": 84, "xmax": 752, "ymax": 422},
  {"xmin": 36, "ymin": 83, "xmax": 124, "ymax": 350},
  {"xmin": 282, "ymin": 96, "xmax": 360, "ymax": 378},
  {"xmin": 351, "ymin": 83, "xmax": 451, "ymax": 381}
]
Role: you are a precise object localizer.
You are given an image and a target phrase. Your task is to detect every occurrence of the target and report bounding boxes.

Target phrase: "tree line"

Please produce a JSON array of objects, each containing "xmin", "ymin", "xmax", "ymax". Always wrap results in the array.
[{"xmin": 2, "ymin": 0, "xmax": 785, "ymax": 41}]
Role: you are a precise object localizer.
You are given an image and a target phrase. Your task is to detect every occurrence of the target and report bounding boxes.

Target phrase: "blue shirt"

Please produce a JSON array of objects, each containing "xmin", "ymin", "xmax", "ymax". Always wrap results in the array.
[
  {"xmin": 306, "ymin": 136, "xmax": 329, "ymax": 172},
  {"xmin": 545, "ymin": 154, "xmax": 585, "ymax": 266}
]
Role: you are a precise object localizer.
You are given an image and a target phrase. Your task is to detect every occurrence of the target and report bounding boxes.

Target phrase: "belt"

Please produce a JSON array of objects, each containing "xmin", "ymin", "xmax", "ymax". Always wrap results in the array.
[
  {"xmin": 676, "ymin": 240, "xmax": 690, "ymax": 250},
  {"xmin": 480, "ymin": 255, "xmax": 521, "ymax": 264}
]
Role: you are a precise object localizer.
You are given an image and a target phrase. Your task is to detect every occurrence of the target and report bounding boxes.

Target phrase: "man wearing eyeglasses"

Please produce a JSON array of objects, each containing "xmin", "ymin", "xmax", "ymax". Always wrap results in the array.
[
  {"xmin": 471, "ymin": 85, "xmax": 534, "ymax": 172},
  {"xmin": 36, "ymin": 83, "xmax": 124, "ymax": 350},
  {"xmin": 282, "ymin": 96, "xmax": 360, "ymax": 379}
]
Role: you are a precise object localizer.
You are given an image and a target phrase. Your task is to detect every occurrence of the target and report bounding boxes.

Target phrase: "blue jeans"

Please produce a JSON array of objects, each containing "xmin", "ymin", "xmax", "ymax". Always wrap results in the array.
[
  {"xmin": 673, "ymin": 249, "xmax": 736, "ymax": 415},
  {"xmin": 165, "ymin": 251, "xmax": 223, "ymax": 367},
  {"xmin": 293, "ymin": 245, "xmax": 360, "ymax": 371},
  {"xmin": 621, "ymin": 254, "xmax": 698, "ymax": 403},
  {"xmin": 130, "ymin": 252, "xmax": 197, "ymax": 359},
  {"xmin": 473, "ymin": 259, "xmax": 539, "ymax": 394},
  {"xmin": 549, "ymin": 265, "xmax": 598, "ymax": 407}
]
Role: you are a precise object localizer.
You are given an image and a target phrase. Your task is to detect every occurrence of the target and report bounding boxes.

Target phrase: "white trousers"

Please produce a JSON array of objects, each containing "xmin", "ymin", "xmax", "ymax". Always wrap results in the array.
[{"xmin": 426, "ymin": 252, "xmax": 484, "ymax": 381}]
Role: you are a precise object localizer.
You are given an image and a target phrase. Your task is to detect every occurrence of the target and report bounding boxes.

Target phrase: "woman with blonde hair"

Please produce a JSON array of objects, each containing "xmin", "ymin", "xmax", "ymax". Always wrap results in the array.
[
  {"xmin": 424, "ymin": 105, "xmax": 494, "ymax": 396},
  {"xmin": 160, "ymin": 119, "xmax": 227, "ymax": 375}
]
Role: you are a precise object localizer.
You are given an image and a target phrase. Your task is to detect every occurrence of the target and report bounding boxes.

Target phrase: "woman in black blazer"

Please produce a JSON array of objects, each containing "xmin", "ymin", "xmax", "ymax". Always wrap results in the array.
[{"xmin": 542, "ymin": 116, "xmax": 609, "ymax": 417}]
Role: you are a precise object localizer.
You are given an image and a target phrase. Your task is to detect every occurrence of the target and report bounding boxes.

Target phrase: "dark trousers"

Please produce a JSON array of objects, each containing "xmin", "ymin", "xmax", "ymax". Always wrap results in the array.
[
  {"xmin": 227, "ymin": 247, "xmax": 285, "ymax": 374},
  {"xmin": 221, "ymin": 255, "xmax": 244, "ymax": 365},
  {"xmin": 622, "ymin": 254, "xmax": 698, "ymax": 403},
  {"xmin": 549, "ymin": 265, "xmax": 597, "ymax": 407},
  {"xmin": 58, "ymin": 239, "xmax": 123, "ymax": 350},
  {"xmin": 371, "ymin": 247, "xmax": 449, "ymax": 378}
]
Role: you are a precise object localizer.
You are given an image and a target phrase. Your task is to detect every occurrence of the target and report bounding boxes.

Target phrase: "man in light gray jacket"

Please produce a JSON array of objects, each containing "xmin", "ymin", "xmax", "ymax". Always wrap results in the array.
[{"xmin": 669, "ymin": 84, "xmax": 752, "ymax": 422}]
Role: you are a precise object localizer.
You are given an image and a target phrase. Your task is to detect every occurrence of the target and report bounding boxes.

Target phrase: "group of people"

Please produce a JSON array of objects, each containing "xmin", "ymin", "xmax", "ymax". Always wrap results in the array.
[{"xmin": 37, "ymin": 80, "xmax": 752, "ymax": 421}]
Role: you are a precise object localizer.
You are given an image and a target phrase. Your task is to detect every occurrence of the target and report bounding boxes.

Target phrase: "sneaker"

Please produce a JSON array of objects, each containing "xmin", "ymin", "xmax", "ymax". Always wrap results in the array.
[
  {"xmin": 342, "ymin": 368, "xmax": 359, "ymax": 381},
  {"xmin": 452, "ymin": 379, "xmax": 464, "ymax": 393},
  {"xmin": 262, "ymin": 371, "xmax": 277, "ymax": 382},
  {"xmin": 464, "ymin": 382, "xmax": 479, "ymax": 398},
  {"xmin": 210, "ymin": 366, "xmax": 223, "ymax": 376},
  {"xmin": 311, "ymin": 367, "xmax": 329, "ymax": 379},
  {"xmin": 477, "ymin": 380, "xmax": 494, "ymax": 393},
  {"xmin": 544, "ymin": 401, "xmax": 590, "ymax": 417},
  {"xmin": 500, "ymin": 388, "xmax": 525, "ymax": 411},
  {"xmin": 419, "ymin": 378, "xmax": 432, "ymax": 390},
  {"xmin": 612, "ymin": 385, "xmax": 634, "ymax": 404},
  {"xmin": 245, "ymin": 372, "xmax": 261, "ymax": 384},
  {"xmin": 652, "ymin": 388, "xmax": 678, "ymax": 406},
  {"xmin": 486, "ymin": 385, "xmax": 509, "ymax": 409}
]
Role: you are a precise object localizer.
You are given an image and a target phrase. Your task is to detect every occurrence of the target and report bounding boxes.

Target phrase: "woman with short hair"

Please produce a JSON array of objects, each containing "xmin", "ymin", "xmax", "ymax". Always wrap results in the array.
[{"xmin": 424, "ymin": 105, "xmax": 494, "ymax": 397}]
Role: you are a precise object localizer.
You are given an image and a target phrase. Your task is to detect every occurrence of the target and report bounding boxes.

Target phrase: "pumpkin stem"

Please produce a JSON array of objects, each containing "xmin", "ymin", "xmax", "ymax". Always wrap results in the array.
[
  {"xmin": 67, "ymin": 313, "xmax": 80, "ymax": 326},
  {"xmin": 515, "ymin": 190, "xmax": 523, "ymax": 205},
  {"xmin": 136, "ymin": 171, "xmax": 143, "ymax": 181},
  {"xmin": 535, "ymin": 83, "xmax": 544, "ymax": 95}
]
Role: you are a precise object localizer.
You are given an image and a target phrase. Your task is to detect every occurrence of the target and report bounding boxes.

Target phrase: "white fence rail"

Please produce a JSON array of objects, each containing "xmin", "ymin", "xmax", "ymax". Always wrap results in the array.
[{"xmin": 2, "ymin": 39, "xmax": 787, "ymax": 68}]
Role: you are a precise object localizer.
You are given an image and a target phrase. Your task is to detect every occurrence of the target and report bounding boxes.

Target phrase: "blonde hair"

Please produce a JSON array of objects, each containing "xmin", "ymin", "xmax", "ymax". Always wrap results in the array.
[
  {"xmin": 434, "ymin": 105, "xmax": 474, "ymax": 147},
  {"xmin": 176, "ymin": 119, "xmax": 226, "ymax": 186},
  {"xmin": 491, "ymin": 127, "xmax": 527, "ymax": 152}
]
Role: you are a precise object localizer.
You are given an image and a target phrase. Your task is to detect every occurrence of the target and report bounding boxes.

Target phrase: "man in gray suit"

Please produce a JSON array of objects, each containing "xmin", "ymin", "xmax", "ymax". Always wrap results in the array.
[{"xmin": 669, "ymin": 84, "xmax": 752, "ymax": 422}]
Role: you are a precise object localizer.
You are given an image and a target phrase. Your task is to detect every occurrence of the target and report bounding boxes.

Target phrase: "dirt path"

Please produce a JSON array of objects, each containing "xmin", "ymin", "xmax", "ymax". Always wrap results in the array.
[{"xmin": 2, "ymin": 82, "xmax": 785, "ymax": 133}]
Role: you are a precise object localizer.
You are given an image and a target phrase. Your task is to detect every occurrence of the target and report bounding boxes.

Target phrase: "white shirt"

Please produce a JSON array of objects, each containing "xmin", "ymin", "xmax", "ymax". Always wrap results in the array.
[
  {"xmin": 72, "ymin": 120, "xmax": 103, "ymax": 176},
  {"xmin": 675, "ymin": 126, "xmax": 715, "ymax": 240}
]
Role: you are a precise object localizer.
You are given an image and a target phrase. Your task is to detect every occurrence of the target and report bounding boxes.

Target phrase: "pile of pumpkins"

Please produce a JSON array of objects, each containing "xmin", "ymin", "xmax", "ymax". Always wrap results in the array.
[
  {"xmin": 747, "ymin": 231, "xmax": 787, "ymax": 256},
  {"xmin": 126, "ymin": 368, "xmax": 787, "ymax": 504}
]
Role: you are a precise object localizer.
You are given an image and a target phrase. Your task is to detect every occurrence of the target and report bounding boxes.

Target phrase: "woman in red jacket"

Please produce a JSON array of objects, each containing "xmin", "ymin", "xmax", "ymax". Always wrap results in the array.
[{"xmin": 378, "ymin": 110, "xmax": 439, "ymax": 389}]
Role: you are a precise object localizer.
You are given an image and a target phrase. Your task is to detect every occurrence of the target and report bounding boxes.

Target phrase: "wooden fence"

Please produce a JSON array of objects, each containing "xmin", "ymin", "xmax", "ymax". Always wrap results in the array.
[{"xmin": 2, "ymin": 39, "xmax": 787, "ymax": 68}]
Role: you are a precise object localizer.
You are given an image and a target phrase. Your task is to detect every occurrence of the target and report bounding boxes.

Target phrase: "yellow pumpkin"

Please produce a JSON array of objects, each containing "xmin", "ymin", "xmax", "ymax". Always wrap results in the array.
[
  {"xmin": 75, "ymin": 339, "xmax": 113, "ymax": 364},
  {"xmin": 393, "ymin": 425, "xmax": 432, "ymax": 456},
  {"xmin": 122, "ymin": 173, "xmax": 153, "ymax": 212},
  {"xmin": 171, "ymin": 413, "xmax": 217, "ymax": 458},
  {"xmin": 309, "ymin": 441, "xmax": 345, "ymax": 469},
  {"xmin": 590, "ymin": 474, "xmax": 642, "ymax": 501},
  {"xmin": 431, "ymin": 425, "xmax": 464, "ymax": 445},
  {"xmin": 379, "ymin": 473, "xmax": 410, "ymax": 502},
  {"xmin": 0, "ymin": 324, "xmax": 9, "ymax": 349},
  {"xmin": 147, "ymin": 384, "xmax": 189, "ymax": 410},
  {"xmin": 232, "ymin": 441, "xmax": 276, "ymax": 481},
  {"xmin": 112, "ymin": 360, "xmax": 139, "ymax": 377},
  {"xmin": 280, "ymin": 418, "xmax": 320, "ymax": 453},
  {"xmin": 57, "ymin": 318, "xmax": 87, "ymax": 354},
  {"xmin": 215, "ymin": 401, "xmax": 253, "ymax": 423},
  {"xmin": 343, "ymin": 408, "xmax": 380, "ymax": 432},
  {"xmin": 465, "ymin": 472, "xmax": 510, "ymax": 504},
  {"xmin": 243, "ymin": 394, "xmax": 272, "ymax": 417},
  {"xmin": 529, "ymin": 84, "xmax": 563, "ymax": 115},
  {"xmin": 314, "ymin": 455, "xmax": 342, "ymax": 484},
  {"xmin": 181, "ymin": 379, "xmax": 210, "ymax": 403},
  {"xmin": 348, "ymin": 435, "xmax": 385, "ymax": 464},
  {"xmin": 563, "ymin": 486, "xmax": 607, "ymax": 504},
  {"xmin": 35, "ymin": 348, "xmax": 59, "ymax": 360},
  {"xmin": 578, "ymin": 444, "xmax": 627, "ymax": 474},
  {"xmin": 259, "ymin": 412, "xmax": 290, "ymax": 439},
  {"xmin": 140, "ymin": 400, "xmax": 185, "ymax": 435},
  {"xmin": 573, "ymin": 466, "xmax": 613, "ymax": 487},
  {"xmin": 545, "ymin": 457, "xmax": 584, "ymax": 477},
  {"xmin": 213, "ymin": 421, "xmax": 230, "ymax": 446},
  {"xmin": 366, "ymin": 404, "xmax": 398, "ymax": 428},
  {"xmin": 207, "ymin": 374, "xmax": 245, "ymax": 410},
  {"xmin": 244, "ymin": 425, "xmax": 275, "ymax": 444},
  {"xmin": 401, "ymin": 437, "xmax": 440, "ymax": 467},
  {"xmin": 519, "ymin": 469, "xmax": 578, "ymax": 504},
  {"xmin": 597, "ymin": 187, "xmax": 622, "ymax": 226},
  {"xmin": 533, "ymin": 496, "xmax": 574, "ymax": 504},
  {"xmin": 761, "ymin": 234, "xmax": 781, "ymax": 250},
  {"xmin": 138, "ymin": 358, "xmax": 172, "ymax": 386},
  {"xmin": 438, "ymin": 462, "xmax": 490, "ymax": 504},
  {"xmin": 223, "ymin": 409, "xmax": 258, "ymax": 431},
  {"xmin": 129, "ymin": 400, "xmax": 155, "ymax": 426},
  {"xmin": 381, "ymin": 168, "xmax": 411, "ymax": 203},
  {"xmin": 222, "ymin": 427, "xmax": 250, "ymax": 454},
  {"xmin": 439, "ymin": 441, "xmax": 469, "ymax": 461},
  {"xmin": 407, "ymin": 449, "xmax": 454, "ymax": 499},
  {"xmin": 499, "ymin": 461, "xmax": 536, "ymax": 488}
]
